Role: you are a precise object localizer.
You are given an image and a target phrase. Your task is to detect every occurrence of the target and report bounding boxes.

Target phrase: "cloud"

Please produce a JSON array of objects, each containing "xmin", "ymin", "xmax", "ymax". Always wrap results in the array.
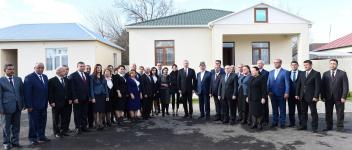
[{"xmin": 0, "ymin": 0, "xmax": 83, "ymax": 28}]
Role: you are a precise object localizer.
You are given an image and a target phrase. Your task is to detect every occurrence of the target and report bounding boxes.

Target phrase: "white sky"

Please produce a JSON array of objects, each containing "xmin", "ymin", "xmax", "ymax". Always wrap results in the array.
[{"xmin": 0, "ymin": 0, "xmax": 352, "ymax": 43}]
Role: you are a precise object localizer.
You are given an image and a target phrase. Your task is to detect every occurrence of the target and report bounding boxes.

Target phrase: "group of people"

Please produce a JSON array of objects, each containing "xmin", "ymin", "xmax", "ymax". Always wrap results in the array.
[{"xmin": 0, "ymin": 58, "xmax": 349, "ymax": 150}]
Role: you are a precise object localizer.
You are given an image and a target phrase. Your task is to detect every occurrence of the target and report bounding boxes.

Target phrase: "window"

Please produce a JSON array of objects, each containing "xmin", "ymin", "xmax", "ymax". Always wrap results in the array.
[
  {"xmin": 252, "ymin": 42, "xmax": 270, "ymax": 64},
  {"xmin": 46, "ymin": 48, "xmax": 68, "ymax": 71},
  {"xmin": 254, "ymin": 8, "xmax": 268, "ymax": 23},
  {"xmin": 155, "ymin": 40, "xmax": 175, "ymax": 66}
]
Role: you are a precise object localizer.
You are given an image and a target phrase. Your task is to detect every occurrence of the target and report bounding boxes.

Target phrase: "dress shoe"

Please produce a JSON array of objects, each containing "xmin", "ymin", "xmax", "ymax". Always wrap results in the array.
[
  {"xmin": 214, "ymin": 118, "xmax": 221, "ymax": 121},
  {"xmin": 257, "ymin": 125, "xmax": 263, "ymax": 130},
  {"xmin": 183, "ymin": 115, "xmax": 189, "ymax": 118},
  {"xmin": 189, "ymin": 115, "xmax": 193, "ymax": 119},
  {"xmin": 251, "ymin": 125, "xmax": 257, "ymax": 129},
  {"xmin": 61, "ymin": 132, "xmax": 69, "ymax": 136},
  {"xmin": 39, "ymin": 137, "xmax": 51, "ymax": 142},
  {"xmin": 205, "ymin": 116, "xmax": 210, "ymax": 120},
  {"xmin": 288, "ymin": 124, "xmax": 295, "ymax": 127},
  {"xmin": 280, "ymin": 125, "xmax": 286, "ymax": 129},
  {"xmin": 29, "ymin": 141, "xmax": 39, "ymax": 146},
  {"xmin": 336, "ymin": 127, "xmax": 345, "ymax": 132},
  {"xmin": 11, "ymin": 143, "xmax": 22, "ymax": 148},
  {"xmin": 312, "ymin": 129, "xmax": 318, "ymax": 133},
  {"xmin": 297, "ymin": 126, "xmax": 307, "ymax": 130},
  {"xmin": 81, "ymin": 128, "xmax": 91, "ymax": 132},
  {"xmin": 270, "ymin": 123, "xmax": 278, "ymax": 128},
  {"xmin": 3, "ymin": 144, "xmax": 11, "ymax": 150},
  {"xmin": 230, "ymin": 121, "xmax": 236, "ymax": 125},
  {"xmin": 323, "ymin": 128, "xmax": 332, "ymax": 132},
  {"xmin": 198, "ymin": 116, "xmax": 205, "ymax": 119}
]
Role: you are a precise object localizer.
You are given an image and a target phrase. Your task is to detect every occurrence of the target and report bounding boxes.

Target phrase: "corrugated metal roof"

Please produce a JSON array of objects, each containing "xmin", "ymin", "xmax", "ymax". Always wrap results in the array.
[
  {"xmin": 314, "ymin": 33, "xmax": 352, "ymax": 51},
  {"xmin": 126, "ymin": 9, "xmax": 233, "ymax": 27},
  {"xmin": 0, "ymin": 23, "xmax": 124, "ymax": 50}
]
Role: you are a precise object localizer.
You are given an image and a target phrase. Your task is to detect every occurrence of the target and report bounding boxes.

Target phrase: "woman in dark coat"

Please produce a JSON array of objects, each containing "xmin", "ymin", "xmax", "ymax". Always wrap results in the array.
[
  {"xmin": 169, "ymin": 64, "xmax": 180, "ymax": 116},
  {"xmin": 150, "ymin": 67, "xmax": 160, "ymax": 116},
  {"xmin": 90, "ymin": 64, "xmax": 109, "ymax": 130},
  {"xmin": 126, "ymin": 69, "xmax": 141, "ymax": 123},
  {"xmin": 112, "ymin": 65, "xmax": 129, "ymax": 125},
  {"xmin": 159, "ymin": 67, "xmax": 171, "ymax": 116},
  {"xmin": 237, "ymin": 65, "xmax": 252, "ymax": 125},
  {"xmin": 248, "ymin": 66, "xmax": 267, "ymax": 130}
]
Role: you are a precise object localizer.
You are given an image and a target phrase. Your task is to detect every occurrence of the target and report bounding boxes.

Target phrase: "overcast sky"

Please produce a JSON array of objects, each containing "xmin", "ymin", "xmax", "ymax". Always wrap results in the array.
[{"xmin": 1, "ymin": 0, "xmax": 351, "ymax": 43}]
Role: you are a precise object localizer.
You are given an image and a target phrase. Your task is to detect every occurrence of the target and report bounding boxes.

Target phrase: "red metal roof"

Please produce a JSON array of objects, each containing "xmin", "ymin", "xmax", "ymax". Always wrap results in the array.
[{"xmin": 314, "ymin": 33, "xmax": 352, "ymax": 51}]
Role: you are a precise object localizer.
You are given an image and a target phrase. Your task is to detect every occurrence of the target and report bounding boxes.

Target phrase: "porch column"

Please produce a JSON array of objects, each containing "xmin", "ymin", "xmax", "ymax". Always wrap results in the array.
[
  {"xmin": 297, "ymin": 31, "xmax": 309, "ymax": 66},
  {"xmin": 211, "ymin": 30, "xmax": 223, "ymax": 67}
]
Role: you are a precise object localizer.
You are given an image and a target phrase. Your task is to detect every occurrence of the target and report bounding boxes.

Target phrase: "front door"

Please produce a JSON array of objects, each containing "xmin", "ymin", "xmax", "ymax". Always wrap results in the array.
[{"xmin": 223, "ymin": 42, "xmax": 235, "ymax": 66}]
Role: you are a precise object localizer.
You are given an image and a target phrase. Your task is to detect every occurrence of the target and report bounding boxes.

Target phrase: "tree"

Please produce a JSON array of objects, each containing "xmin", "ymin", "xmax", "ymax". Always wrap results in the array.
[{"xmin": 115, "ymin": 0, "xmax": 175, "ymax": 23}]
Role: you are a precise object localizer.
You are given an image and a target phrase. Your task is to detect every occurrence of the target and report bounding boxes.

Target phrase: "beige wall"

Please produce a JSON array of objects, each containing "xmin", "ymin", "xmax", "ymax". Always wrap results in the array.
[
  {"xmin": 0, "ymin": 49, "xmax": 18, "ymax": 76},
  {"xmin": 129, "ymin": 28, "xmax": 212, "ymax": 71},
  {"xmin": 94, "ymin": 41, "xmax": 122, "ymax": 68},
  {"xmin": 0, "ymin": 41, "xmax": 120, "ymax": 78},
  {"xmin": 313, "ymin": 58, "xmax": 352, "ymax": 91},
  {"xmin": 223, "ymin": 34, "xmax": 292, "ymax": 70}
]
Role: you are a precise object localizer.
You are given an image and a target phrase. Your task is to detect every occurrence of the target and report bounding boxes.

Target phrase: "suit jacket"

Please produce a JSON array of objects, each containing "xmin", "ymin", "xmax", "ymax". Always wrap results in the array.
[
  {"xmin": 238, "ymin": 74, "xmax": 252, "ymax": 96},
  {"xmin": 267, "ymin": 68, "xmax": 290, "ymax": 97},
  {"xmin": 210, "ymin": 68, "xmax": 225, "ymax": 75},
  {"xmin": 218, "ymin": 73, "xmax": 238, "ymax": 99},
  {"xmin": 48, "ymin": 76, "xmax": 70, "ymax": 108},
  {"xmin": 287, "ymin": 70, "xmax": 304, "ymax": 97},
  {"xmin": 196, "ymin": 71, "xmax": 212, "ymax": 95},
  {"xmin": 177, "ymin": 68, "xmax": 197, "ymax": 93},
  {"xmin": 140, "ymin": 74, "xmax": 154, "ymax": 97},
  {"xmin": 24, "ymin": 72, "xmax": 49, "ymax": 110},
  {"xmin": 295, "ymin": 69, "xmax": 321, "ymax": 102},
  {"xmin": 69, "ymin": 71, "xmax": 91, "ymax": 102},
  {"xmin": 113, "ymin": 74, "xmax": 129, "ymax": 98},
  {"xmin": 321, "ymin": 69, "xmax": 349, "ymax": 101},
  {"xmin": 0, "ymin": 76, "xmax": 24, "ymax": 114},
  {"xmin": 259, "ymin": 69, "xmax": 269, "ymax": 96},
  {"xmin": 210, "ymin": 71, "xmax": 224, "ymax": 96}
]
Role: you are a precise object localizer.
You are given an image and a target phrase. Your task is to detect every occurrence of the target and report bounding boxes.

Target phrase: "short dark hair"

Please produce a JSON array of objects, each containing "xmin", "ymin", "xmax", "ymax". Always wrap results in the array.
[
  {"xmin": 252, "ymin": 66, "xmax": 259, "ymax": 71},
  {"xmin": 330, "ymin": 59, "xmax": 338, "ymax": 64},
  {"xmin": 77, "ymin": 61, "xmax": 85, "ymax": 65},
  {"xmin": 303, "ymin": 60, "xmax": 312, "ymax": 65},
  {"xmin": 215, "ymin": 60, "xmax": 222, "ymax": 64},
  {"xmin": 115, "ymin": 65, "xmax": 125, "ymax": 72},
  {"xmin": 3, "ymin": 64, "xmax": 14, "ymax": 72},
  {"xmin": 107, "ymin": 65, "xmax": 113, "ymax": 68},
  {"xmin": 291, "ymin": 61, "xmax": 299, "ymax": 65},
  {"xmin": 162, "ymin": 67, "xmax": 169, "ymax": 72},
  {"xmin": 172, "ymin": 64, "xmax": 178, "ymax": 68}
]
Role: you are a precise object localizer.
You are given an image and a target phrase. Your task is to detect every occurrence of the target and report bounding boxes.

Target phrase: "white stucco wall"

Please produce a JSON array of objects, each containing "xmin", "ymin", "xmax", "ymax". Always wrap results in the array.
[
  {"xmin": 223, "ymin": 34, "xmax": 292, "ymax": 70},
  {"xmin": 0, "ymin": 41, "xmax": 97, "ymax": 78},
  {"xmin": 94, "ymin": 41, "xmax": 122, "ymax": 68},
  {"xmin": 129, "ymin": 28, "xmax": 212, "ymax": 71}
]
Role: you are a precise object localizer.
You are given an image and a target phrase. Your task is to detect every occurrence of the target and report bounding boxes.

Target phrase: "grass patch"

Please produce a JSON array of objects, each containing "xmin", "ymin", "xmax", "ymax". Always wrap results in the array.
[{"xmin": 348, "ymin": 92, "xmax": 352, "ymax": 101}]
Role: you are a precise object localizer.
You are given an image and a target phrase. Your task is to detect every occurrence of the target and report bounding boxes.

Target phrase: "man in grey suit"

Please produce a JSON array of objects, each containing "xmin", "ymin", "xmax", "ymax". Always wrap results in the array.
[{"xmin": 0, "ymin": 64, "xmax": 24, "ymax": 150}]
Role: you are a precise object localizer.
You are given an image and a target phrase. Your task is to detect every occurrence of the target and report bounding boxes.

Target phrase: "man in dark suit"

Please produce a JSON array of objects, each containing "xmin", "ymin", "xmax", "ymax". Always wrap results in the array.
[
  {"xmin": 321, "ymin": 59, "xmax": 349, "ymax": 132},
  {"xmin": 295, "ymin": 60, "xmax": 321, "ymax": 133},
  {"xmin": 0, "ymin": 64, "xmax": 24, "ymax": 150},
  {"xmin": 177, "ymin": 60, "xmax": 197, "ymax": 118},
  {"xmin": 196, "ymin": 62, "xmax": 212, "ymax": 120},
  {"xmin": 140, "ymin": 67, "xmax": 154, "ymax": 120},
  {"xmin": 62, "ymin": 65, "xmax": 73, "ymax": 134},
  {"xmin": 218, "ymin": 65, "xmax": 238, "ymax": 125},
  {"xmin": 268, "ymin": 59, "xmax": 290, "ymax": 128},
  {"xmin": 257, "ymin": 60, "xmax": 269, "ymax": 125},
  {"xmin": 210, "ymin": 62, "xmax": 225, "ymax": 121},
  {"xmin": 287, "ymin": 61, "xmax": 303, "ymax": 127},
  {"xmin": 69, "ymin": 62, "xmax": 91, "ymax": 134},
  {"xmin": 48, "ymin": 67, "xmax": 70, "ymax": 138},
  {"xmin": 24, "ymin": 62, "xmax": 51, "ymax": 145}
]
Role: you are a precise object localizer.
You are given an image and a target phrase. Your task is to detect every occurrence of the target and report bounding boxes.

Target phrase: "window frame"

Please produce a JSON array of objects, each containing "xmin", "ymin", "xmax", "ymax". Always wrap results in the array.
[
  {"xmin": 45, "ymin": 48, "xmax": 68, "ymax": 71},
  {"xmin": 252, "ymin": 42, "xmax": 270, "ymax": 65},
  {"xmin": 154, "ymin": 40, "xmax": 175, "ymax": 66},
  {"xmin": 254, "ymin": 8, "xmax": 268, "ymax": 23}
]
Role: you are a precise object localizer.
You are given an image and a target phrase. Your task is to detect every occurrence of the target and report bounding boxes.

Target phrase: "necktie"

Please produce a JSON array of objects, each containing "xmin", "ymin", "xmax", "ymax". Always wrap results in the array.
[
  {"xmin": 306, "ymin": 71, "xmax": 309, "ymax": 78},
  {"xmin": 185, "ymin": 69, "xmax": 188, "ymax": 77},
  {"xmin": 81, "ymin": 72, "xmax": 86, "ymax": 81},
  {"xmin": 39, "ymin": 75, "xmax": 44, "ymax": 84},
  {"xmin": 61, "ymin": 77, "xmax": 65, "ymax": 87},
  {"xmin": 225, "ymin": 74, "xmax": 229, "ymax": 82},
  {"xmin": 332, "ymin": 70, "xmax": 335, "ymax": 79},
  {"xmin": 292, "ymin": 71, "xmax": 296, "ymax": 81},
  {"xmin": 9, "ymin": 77, "xmax": 14, "ymax": 88}
]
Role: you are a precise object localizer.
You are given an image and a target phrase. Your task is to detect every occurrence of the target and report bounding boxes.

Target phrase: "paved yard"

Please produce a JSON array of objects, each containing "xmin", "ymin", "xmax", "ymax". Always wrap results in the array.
[{"xmin": 2, "ymin": 101, "xmax": 352, "ymax": 150}]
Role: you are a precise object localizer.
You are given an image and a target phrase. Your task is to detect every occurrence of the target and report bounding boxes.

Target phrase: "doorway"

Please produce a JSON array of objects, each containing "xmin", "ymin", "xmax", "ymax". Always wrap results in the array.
[
  {"xmin": 1, "ymin": 49, "xmax": 18, "ymax": 76},
  {"xmin": 222, "ymin": 42, "xmax": 235, "ymax": 66}
]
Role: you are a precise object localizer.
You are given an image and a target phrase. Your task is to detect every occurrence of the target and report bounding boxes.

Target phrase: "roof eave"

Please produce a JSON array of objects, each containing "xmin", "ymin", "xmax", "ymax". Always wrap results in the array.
[{"xmin": 126, "ymin": 25, "xmax": 209, "ymax": 30}]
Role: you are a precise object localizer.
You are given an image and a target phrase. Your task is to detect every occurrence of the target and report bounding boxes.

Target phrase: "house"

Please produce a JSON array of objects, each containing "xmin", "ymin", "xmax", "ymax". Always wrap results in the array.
[
  {"xmin": 0, "ymin": 23, "xmax": 124, "ymax": 78},
  {"xmin": 126, "ymin": 3, "xmax": 311, "ymax": 70}
]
